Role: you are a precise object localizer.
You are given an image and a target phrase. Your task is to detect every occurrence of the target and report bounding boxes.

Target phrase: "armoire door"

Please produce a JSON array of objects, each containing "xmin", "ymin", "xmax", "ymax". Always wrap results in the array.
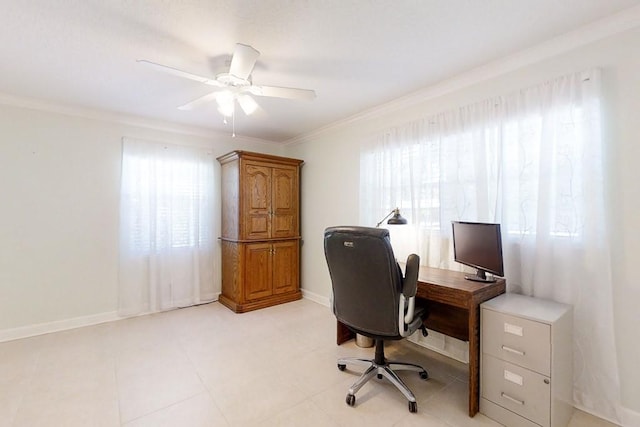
[
  {"xmin": 271, "ymin": 166, "xmax": 299, "ymax": 238},
  {"xmin": 242, "ymin": 163, "xmax": 271, "ymax": 240},
  {"xmin": 244, "ymin": 242, "xmax": 273, "ymax": 300},
  {"xmin": 272, "ymin": 240, "xmax": 299, "ymax": 295}
]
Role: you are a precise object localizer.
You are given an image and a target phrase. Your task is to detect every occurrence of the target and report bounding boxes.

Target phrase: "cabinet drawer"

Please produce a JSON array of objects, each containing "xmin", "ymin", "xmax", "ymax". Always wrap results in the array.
[
  {"xmin": 482, "ymin": 308, "xmax": 551, "ymax": 375},
  {"xmin": 482, "ymin": 355, "xmax": 551, "ymax": 427}
]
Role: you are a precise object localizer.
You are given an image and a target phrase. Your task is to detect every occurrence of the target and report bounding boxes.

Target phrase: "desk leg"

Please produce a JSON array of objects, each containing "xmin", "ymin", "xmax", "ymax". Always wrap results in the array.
[
  {"xmin": 336, "ymin": 320, "xmax": 354, "ymax": 345},
  {"xmin": 468, "ymin": 302, "xmax": 480, "ymax": 417}
]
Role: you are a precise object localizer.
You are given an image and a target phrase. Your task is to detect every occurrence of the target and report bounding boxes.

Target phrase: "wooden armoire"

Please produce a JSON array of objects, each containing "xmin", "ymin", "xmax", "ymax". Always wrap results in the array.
[{"xmin": 217, "ymin": 150, "xmax": 303, "ymax": 313}]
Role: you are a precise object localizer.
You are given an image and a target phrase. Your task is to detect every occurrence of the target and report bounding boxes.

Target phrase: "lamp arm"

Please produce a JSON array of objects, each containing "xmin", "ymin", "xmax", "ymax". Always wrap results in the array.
[{"xmin": 375, "ymin": 209, "xmax": 396, "ymax": 228}]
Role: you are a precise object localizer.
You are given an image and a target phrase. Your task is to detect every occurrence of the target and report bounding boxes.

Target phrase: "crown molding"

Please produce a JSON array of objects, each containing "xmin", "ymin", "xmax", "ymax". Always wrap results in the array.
[
  {"xmin": 0, "ymin": 91, "xmax": 277, "ymax": 145},
  {"xmin": 285, "ymin": 4, "xmax": 640, "ymax": 146}
]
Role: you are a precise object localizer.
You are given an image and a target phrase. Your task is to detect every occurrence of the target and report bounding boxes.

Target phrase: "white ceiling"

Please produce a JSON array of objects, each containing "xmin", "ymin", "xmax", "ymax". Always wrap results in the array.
[{"xmin": 1, "ymin": 1, "xmax": 639, "ymax": 143}]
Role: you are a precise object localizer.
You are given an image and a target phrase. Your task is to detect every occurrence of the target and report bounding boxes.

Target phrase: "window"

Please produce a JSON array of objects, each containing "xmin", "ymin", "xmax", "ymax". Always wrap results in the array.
[
  {"xmin": 120, "ymin": 141, "xmax": 214, "ymax": 253},
  {"xmin": 361, "ymin": 69, "xmax": 617, "ymax": 420},
  {"xmin": 118, "ymin": 138, "xmax": 216, "ymax": 315},
  {"xmin": 362, "ymin": 87, "xmax": 597, "ymax": 241}
]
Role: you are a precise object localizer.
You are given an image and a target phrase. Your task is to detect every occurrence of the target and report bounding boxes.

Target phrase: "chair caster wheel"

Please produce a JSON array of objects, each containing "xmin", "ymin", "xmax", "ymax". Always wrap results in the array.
[
  {"xmin": 346, "ymin": 394, "xmax": 356, "ymax": 406},
  {"xmin": 337, "ymin": 364, "xmax": 346, "ymax": 371},
  {"xmin": 420, "ymin": 370, "xmax": 429, "ymax": 380},
  {"xmin": 408, "ymin": 401, "xmax": 417, "ymax": 413}
]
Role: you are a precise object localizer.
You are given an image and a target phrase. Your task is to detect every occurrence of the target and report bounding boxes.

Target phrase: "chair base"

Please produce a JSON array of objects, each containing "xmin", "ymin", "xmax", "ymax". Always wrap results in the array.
[{"xmin": 337, "ymin": 339, "xmax": 428, "ymax": 412}]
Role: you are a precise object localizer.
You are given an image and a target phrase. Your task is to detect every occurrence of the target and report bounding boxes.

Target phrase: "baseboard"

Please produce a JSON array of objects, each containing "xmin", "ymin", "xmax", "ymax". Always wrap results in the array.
[
  {"xmin": 301, "ymin": 289, "xmax": 330, "ymax": 307},
  {"xmin": 301, "ymin": 289, "xmax": 471, "ymax": 363},
  {"xmin": 621, "ymin": 405, "xmax": 640, "ymax": 427},
  {"xmin": 0, "ymin": 294, "xmax": 222, "ymax": 343},
  {"xmin": 0, "ymin": 311, "xmax": 120, "ymax": 343},
  {"xmin": 408, "ymin": 328, "xmax": 470, "ymax": 364}
]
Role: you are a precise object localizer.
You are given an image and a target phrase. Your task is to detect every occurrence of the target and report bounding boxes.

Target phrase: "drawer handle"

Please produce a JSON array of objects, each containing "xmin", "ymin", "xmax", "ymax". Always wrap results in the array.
[
  {"xmin": 501, "ymin": 392, "xmax": 525, "ymax": 406},
  {"xmin": 501, "ymin": 345, "xmax": 525, "ymax": 356}
]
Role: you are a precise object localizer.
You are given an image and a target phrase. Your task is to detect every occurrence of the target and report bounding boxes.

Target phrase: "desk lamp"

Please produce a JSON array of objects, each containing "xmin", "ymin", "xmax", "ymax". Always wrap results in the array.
[
  {"xmin": 376, "ymin": 208, "xmax": 408, "ymax": 227},
  {"xmin": 352, "ymin": 207, "xmax": 407, "ymax": 349}
]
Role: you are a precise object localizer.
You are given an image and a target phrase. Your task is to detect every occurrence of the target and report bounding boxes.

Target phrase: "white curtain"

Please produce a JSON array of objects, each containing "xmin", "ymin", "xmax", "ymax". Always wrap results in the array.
[
  {"xmin": 118, "ymin": 138, "xmax": 217, "ymax": 317},
  {"xmin": 360, "ymin": 69, "xmax": 622, "ymax": 423}
]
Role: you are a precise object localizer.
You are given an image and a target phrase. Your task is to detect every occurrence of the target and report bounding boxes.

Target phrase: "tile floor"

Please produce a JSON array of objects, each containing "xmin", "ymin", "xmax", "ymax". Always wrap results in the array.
[{"xmin": 0, "ymin": 299, "xmax": 618, "ymax": 426}]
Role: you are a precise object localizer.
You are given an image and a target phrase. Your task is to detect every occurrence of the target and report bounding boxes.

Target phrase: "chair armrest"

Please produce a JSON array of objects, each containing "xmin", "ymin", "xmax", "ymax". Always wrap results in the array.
[
  {"xmin": 401, "ymin": 254, "xmax": 420, "ymax": 326},
  {"xmin": 402, "ymin": 254, "xmax": 420, "ymax": 298}
]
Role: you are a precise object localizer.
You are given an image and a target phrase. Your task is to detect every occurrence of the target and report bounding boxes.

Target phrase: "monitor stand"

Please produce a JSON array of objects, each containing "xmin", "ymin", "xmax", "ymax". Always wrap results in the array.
[
  {"xmin": 464, "ymin": 269, "xmax": 497, "ymax": 283},
  {"xmin": 465, "ymin": 274, "xmax": 497, "ymax": 283}
]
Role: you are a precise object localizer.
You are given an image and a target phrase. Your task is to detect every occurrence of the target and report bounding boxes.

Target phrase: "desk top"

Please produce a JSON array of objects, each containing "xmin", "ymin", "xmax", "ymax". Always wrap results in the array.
[{"xmin": 415, "ymin": 266, "xmax": 506, "ymax": 309}]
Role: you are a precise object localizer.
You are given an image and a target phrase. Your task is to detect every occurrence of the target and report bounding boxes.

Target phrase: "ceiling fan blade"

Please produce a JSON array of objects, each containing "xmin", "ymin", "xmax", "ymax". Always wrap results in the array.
[
  {"xmin": 177, "ymin": 91, "xmax": 222, "ymax": 110},
  {"xmin": 229, "ymin": 44, "xmax": 260, "ymax": 80},
  {"xmin": 237, "ymin": 94, "xmax": 260, "ymax": 116},
  {"xmin": 249, "ymin": 85, "xmax": 316, "ymax": 100},
  {"xmin": 137, "ymin": 60, "xmax": 223, "ymax": 87}
]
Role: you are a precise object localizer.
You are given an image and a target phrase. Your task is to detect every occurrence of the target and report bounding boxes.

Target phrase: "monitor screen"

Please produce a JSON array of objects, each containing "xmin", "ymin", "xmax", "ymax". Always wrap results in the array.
[{"xmin": 452, "ymin": 221, "xmax": 504, "ymax": 282}]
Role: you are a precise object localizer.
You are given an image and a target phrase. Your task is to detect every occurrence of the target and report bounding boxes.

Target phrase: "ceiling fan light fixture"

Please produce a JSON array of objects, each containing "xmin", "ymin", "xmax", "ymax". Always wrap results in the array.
[
  {"xmin": 216, "ymin": 90, "xmax": 234, "ymax": 104},
  {"xmin": 216, "ymin": 91, "xmax": 235, "ymax": 117},
  {"xmin": 217, "ymin": 103, "xmax": 234, "ymax": 117},
  {"xmin": 237, "ymin": 94, "xmax": 258, "ymax": 115}
]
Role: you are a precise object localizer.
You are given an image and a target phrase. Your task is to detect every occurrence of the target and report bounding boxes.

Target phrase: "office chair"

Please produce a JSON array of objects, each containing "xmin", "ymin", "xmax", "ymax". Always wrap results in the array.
[{"xmin": 323, "ymin": 226, "xmax": 429, "ymax": 413}]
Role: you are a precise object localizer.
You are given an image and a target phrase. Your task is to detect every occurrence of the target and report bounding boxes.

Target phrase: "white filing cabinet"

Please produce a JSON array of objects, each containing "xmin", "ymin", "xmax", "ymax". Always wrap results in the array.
[{"xmin": 480, "ymin": 293, "xmax": 573, "ymax": 427}]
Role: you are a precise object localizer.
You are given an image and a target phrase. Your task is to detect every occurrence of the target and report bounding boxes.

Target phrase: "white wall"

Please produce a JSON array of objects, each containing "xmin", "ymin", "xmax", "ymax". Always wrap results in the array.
[
  {"xmin": 286, "ymin": 27, "xmax": 640, "ymax": 420},
  {"xmin": 0, "ymin": 102, "xmax": 284, "ymax": 335}
]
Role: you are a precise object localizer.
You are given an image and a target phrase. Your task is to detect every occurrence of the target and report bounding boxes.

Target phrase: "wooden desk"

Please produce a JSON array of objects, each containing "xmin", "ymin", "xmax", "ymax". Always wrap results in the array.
[{"xmin": 336, "ymin": 266, "xmax": 505, "ymax": 417}]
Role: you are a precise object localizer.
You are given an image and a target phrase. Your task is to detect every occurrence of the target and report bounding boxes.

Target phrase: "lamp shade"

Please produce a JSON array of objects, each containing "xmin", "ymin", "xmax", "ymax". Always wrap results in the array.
[
  {"xmin": 387, "ymin": 208, "xmax": 407, "ymax": 225},
  {"xmin": 376, "ymin": 208, "xmax": 408, "ymax": 227}
]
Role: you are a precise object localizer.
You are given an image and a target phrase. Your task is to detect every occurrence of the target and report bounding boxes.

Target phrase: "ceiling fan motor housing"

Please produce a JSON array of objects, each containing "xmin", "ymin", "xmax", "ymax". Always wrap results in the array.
[{"xmin": 214, "ymin": 72, "xmax": 251, "ymax": 88}]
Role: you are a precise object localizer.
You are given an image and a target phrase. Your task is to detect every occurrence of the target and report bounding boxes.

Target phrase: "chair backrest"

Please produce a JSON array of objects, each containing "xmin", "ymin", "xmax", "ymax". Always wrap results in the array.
[{"xmin": 324, "ymin": 226, "xmax": 403, "ymax": 338}]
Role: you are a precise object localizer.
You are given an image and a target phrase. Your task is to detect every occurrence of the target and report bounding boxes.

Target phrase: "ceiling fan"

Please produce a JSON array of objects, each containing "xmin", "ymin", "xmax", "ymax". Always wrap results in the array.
[{"xmin": 138, "ymin": 43, "xmax": 316, "ymax": 120}]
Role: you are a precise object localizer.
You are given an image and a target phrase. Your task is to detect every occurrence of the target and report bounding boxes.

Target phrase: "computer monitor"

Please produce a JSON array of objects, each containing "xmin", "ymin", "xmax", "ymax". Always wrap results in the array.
[{"xmin": 452, "ymin": 221, "xmax": 504, "ymax": 283}]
